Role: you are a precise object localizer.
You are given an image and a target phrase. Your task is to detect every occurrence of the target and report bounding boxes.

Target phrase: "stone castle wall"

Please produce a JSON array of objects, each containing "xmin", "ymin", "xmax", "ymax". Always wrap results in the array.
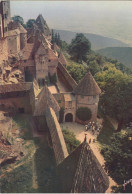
[
  {"xmin": 0, "ymin": 38, "xmax": 8, "ymax": 64},
  {"xmin": 48, "ymin": 65, "xmax": 57, "ymax": 76},
  {"xmin": 64, "ymin": 99, "xmax": 76, "ymax": 122},
  {"xmin": 0, "ymin": 94, "xmax": 33, "ymax": 114},
  {"xmin": 46, "ymin": 107, "xmax": 68, "ymax": 165},
  {"xmin": 7, "ymin": 33, "xmax": 20, "ymax": 54}
]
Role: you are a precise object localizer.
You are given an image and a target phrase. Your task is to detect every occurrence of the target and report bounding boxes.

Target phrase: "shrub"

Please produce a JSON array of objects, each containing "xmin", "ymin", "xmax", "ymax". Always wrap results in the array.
[{"xmin": 76, "ymin": 107, "xmax": 92, "ymax": 121}]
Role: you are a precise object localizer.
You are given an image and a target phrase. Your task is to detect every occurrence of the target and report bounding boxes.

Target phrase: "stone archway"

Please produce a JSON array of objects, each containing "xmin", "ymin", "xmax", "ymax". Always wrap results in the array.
[{"xmin": 65, "ymin": 113, "xmax": 73, "ymax": 122}]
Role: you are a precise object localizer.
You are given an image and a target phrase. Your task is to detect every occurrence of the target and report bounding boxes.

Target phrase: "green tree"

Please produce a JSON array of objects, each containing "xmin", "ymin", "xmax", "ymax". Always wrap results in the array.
[
  {"xmin": 101, "ymin": 128, "xmax": 132, "ymax": 193},
  {"xmin": 57, "ymin": 33, "xmax": 61, "ymax": 46},
  {"xmin": 69, "ymin": 33, "xmax": 91, "ymax": 63},
  {"xmin": 26, "ymin": 19, "xmax": 35, "ymax": 28},
  {"xmin": 67, "ymin": 63, "xmax": 88, "ymax": 83},
  {"xmin": 62, "ymin": 128, "xmax": 80, "ymax": 154},
  {"xmin": 12, "ymin": 15, "xmax": 25, "ymax": 27},
  {"xmin": 76, "ymin": 107, "xmax": 92, "ymax": 121},
  {"xmin": 54, "ymin": 33, "xmax": 58, "ymax": 44},
  {"xmin": 88, "ymin": 60, "xmax": 101, "ymax": 75},
  {"xmin": 51, "ymin": 29, "xmax": 55, "ymax": 44},
  {"xmin": 95, "ymin": 66, "xmax": 132, "ymax": 131}
]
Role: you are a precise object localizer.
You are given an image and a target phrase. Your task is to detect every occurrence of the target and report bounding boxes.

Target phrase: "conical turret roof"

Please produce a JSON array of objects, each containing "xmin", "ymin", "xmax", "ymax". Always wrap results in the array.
[
  {"xmin": 57, "ymin": 138, "xmax": 109, "ymax": 193},
  {"xmin": 73, "ymin": 71, "xmax": 101, "ymax": 96},
  {"xmin": 34, "ymin": 85, "xmax": 60, "ymax": 116}
]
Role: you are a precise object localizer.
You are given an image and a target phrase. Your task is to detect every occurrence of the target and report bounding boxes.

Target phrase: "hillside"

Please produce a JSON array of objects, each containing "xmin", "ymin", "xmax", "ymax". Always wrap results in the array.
[
  {"xmin": 96, "ymin": 47, "xmax": 132, "ymax": 68},
  {"xmin": 54, "ymin": 29, "xmax": 128, "ymax": 50}
]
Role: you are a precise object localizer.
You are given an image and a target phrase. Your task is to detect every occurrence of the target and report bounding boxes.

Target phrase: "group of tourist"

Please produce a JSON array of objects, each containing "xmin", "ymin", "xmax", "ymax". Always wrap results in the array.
[{"xmin": 85, "ymin": 121, "xmax": 102, "ymax": 139}]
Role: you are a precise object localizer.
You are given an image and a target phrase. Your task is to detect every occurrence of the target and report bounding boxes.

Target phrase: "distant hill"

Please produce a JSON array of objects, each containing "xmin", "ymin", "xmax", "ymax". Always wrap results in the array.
[
  {"xmin": 96, "ymin": 47, "xmax": 132, "ymax": 68},
  {"xmin": 54, "ymin": 29, "xmax": 128, "ymax": 50}
]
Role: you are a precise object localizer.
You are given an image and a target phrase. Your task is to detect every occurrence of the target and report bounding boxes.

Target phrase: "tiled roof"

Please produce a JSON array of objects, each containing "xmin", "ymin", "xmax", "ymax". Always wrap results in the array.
[
  {"xmin": 18, "ymin": 23, "xmax": 27, "ymax": 34},
  {"xmin": 48, "ymin": 48, "xmax": 58, "ymax": 61},
  {"xmin": 57, "ymin": 62, "xmax": 77, "ymax": 90},
  {"xmin": 35, "ymin": 14, "xmax": 51, "ymax": 36},
  {"xmin": 59, "ymin": 52, "xmax": 68, "ymax": 66},
  {"xmin": 8, "ymin": 21, "xmax": 27, "ymax": 33},
  {"xmin": 73, "ymin": 71, "xmax": 101, "ymax": 96},
  {"xmin": 21, "ymin": 43, "xmax": 34, "ymax": 60},
  {"xmin": 0, "ymin": 82, "xmax": 32, "ymax": 93},
  {"xmin": 58, "ymin": 139, "xmax": 109, "ymax": 193},
  {"xmin": 34, "ymin": 85, "xmax": 60, "ymax": 116},
  {"xmin": 53, "ymin": 43, "xmax": 60, "ymax": 51}
]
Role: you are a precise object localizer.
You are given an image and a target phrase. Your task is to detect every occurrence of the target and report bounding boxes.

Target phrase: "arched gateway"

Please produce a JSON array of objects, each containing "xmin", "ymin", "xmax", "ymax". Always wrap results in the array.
[{"xmin": 65, "ymin": 113, "xmax": 73, "ymax": 122}]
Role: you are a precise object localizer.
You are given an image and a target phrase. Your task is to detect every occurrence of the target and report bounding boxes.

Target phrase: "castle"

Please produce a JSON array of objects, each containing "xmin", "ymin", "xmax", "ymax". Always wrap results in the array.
[
  {"xmin": 0, "ymin": 1, "xmax": 109, "ymax": 193},
  {"xmin": 0, "ymin": 0, "xmax": 101, "ymax": 123}
]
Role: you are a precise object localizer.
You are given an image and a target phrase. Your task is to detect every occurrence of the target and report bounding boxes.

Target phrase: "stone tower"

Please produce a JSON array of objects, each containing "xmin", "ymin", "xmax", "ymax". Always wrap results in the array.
[
  {"xmin": 73, "ymin": 71, "xmax": 101, "ymax": 123},
  {"xmin": 0, "ymin": 0, "xmax": 11, "ymax": 38}
]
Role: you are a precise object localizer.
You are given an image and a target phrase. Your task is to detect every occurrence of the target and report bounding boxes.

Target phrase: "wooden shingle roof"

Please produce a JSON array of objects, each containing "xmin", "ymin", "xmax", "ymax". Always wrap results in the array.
[
  {"xmin": 58, "ymin": 139, "xmax": 109, "ymax": 193},
  {"xmin": 73, "ymin": 71, "xmax": 101, "ymax": 96},
  {"xmin": 34, "ymin": 85, "xmax": 60, "ymax": 116}
]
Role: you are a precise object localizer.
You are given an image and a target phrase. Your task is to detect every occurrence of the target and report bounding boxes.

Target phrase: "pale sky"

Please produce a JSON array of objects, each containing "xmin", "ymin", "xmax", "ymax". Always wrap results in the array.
[{"xmin": 11, "ymin": 1, "xmax": 132, "ymax": 23}]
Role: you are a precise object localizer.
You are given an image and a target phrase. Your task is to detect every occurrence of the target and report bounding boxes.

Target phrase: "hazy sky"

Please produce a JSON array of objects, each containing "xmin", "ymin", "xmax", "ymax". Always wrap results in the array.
[
  {"xmin": 11, "ymin": 1, "xmax": 132, "ymax": 23},
  {"xmin": 10, "ymin": 1, "xmax": 132, "ymax": 44}
]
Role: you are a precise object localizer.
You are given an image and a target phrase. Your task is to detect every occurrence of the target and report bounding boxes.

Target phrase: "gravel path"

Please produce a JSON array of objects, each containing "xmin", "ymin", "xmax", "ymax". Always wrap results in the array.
[{"xmin": 61, "ymin": 122, "xmax": 117, "ymax": 193}]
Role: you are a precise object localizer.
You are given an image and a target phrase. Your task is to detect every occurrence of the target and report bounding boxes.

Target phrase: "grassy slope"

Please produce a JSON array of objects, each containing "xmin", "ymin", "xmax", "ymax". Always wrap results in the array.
[
  {"xmin": 97, "ymin": 47, "xmax": 132, "ymax": 68},
  {"xmin": 0, "ymin": 115, "xmax": 60, "ymax": 193}
]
